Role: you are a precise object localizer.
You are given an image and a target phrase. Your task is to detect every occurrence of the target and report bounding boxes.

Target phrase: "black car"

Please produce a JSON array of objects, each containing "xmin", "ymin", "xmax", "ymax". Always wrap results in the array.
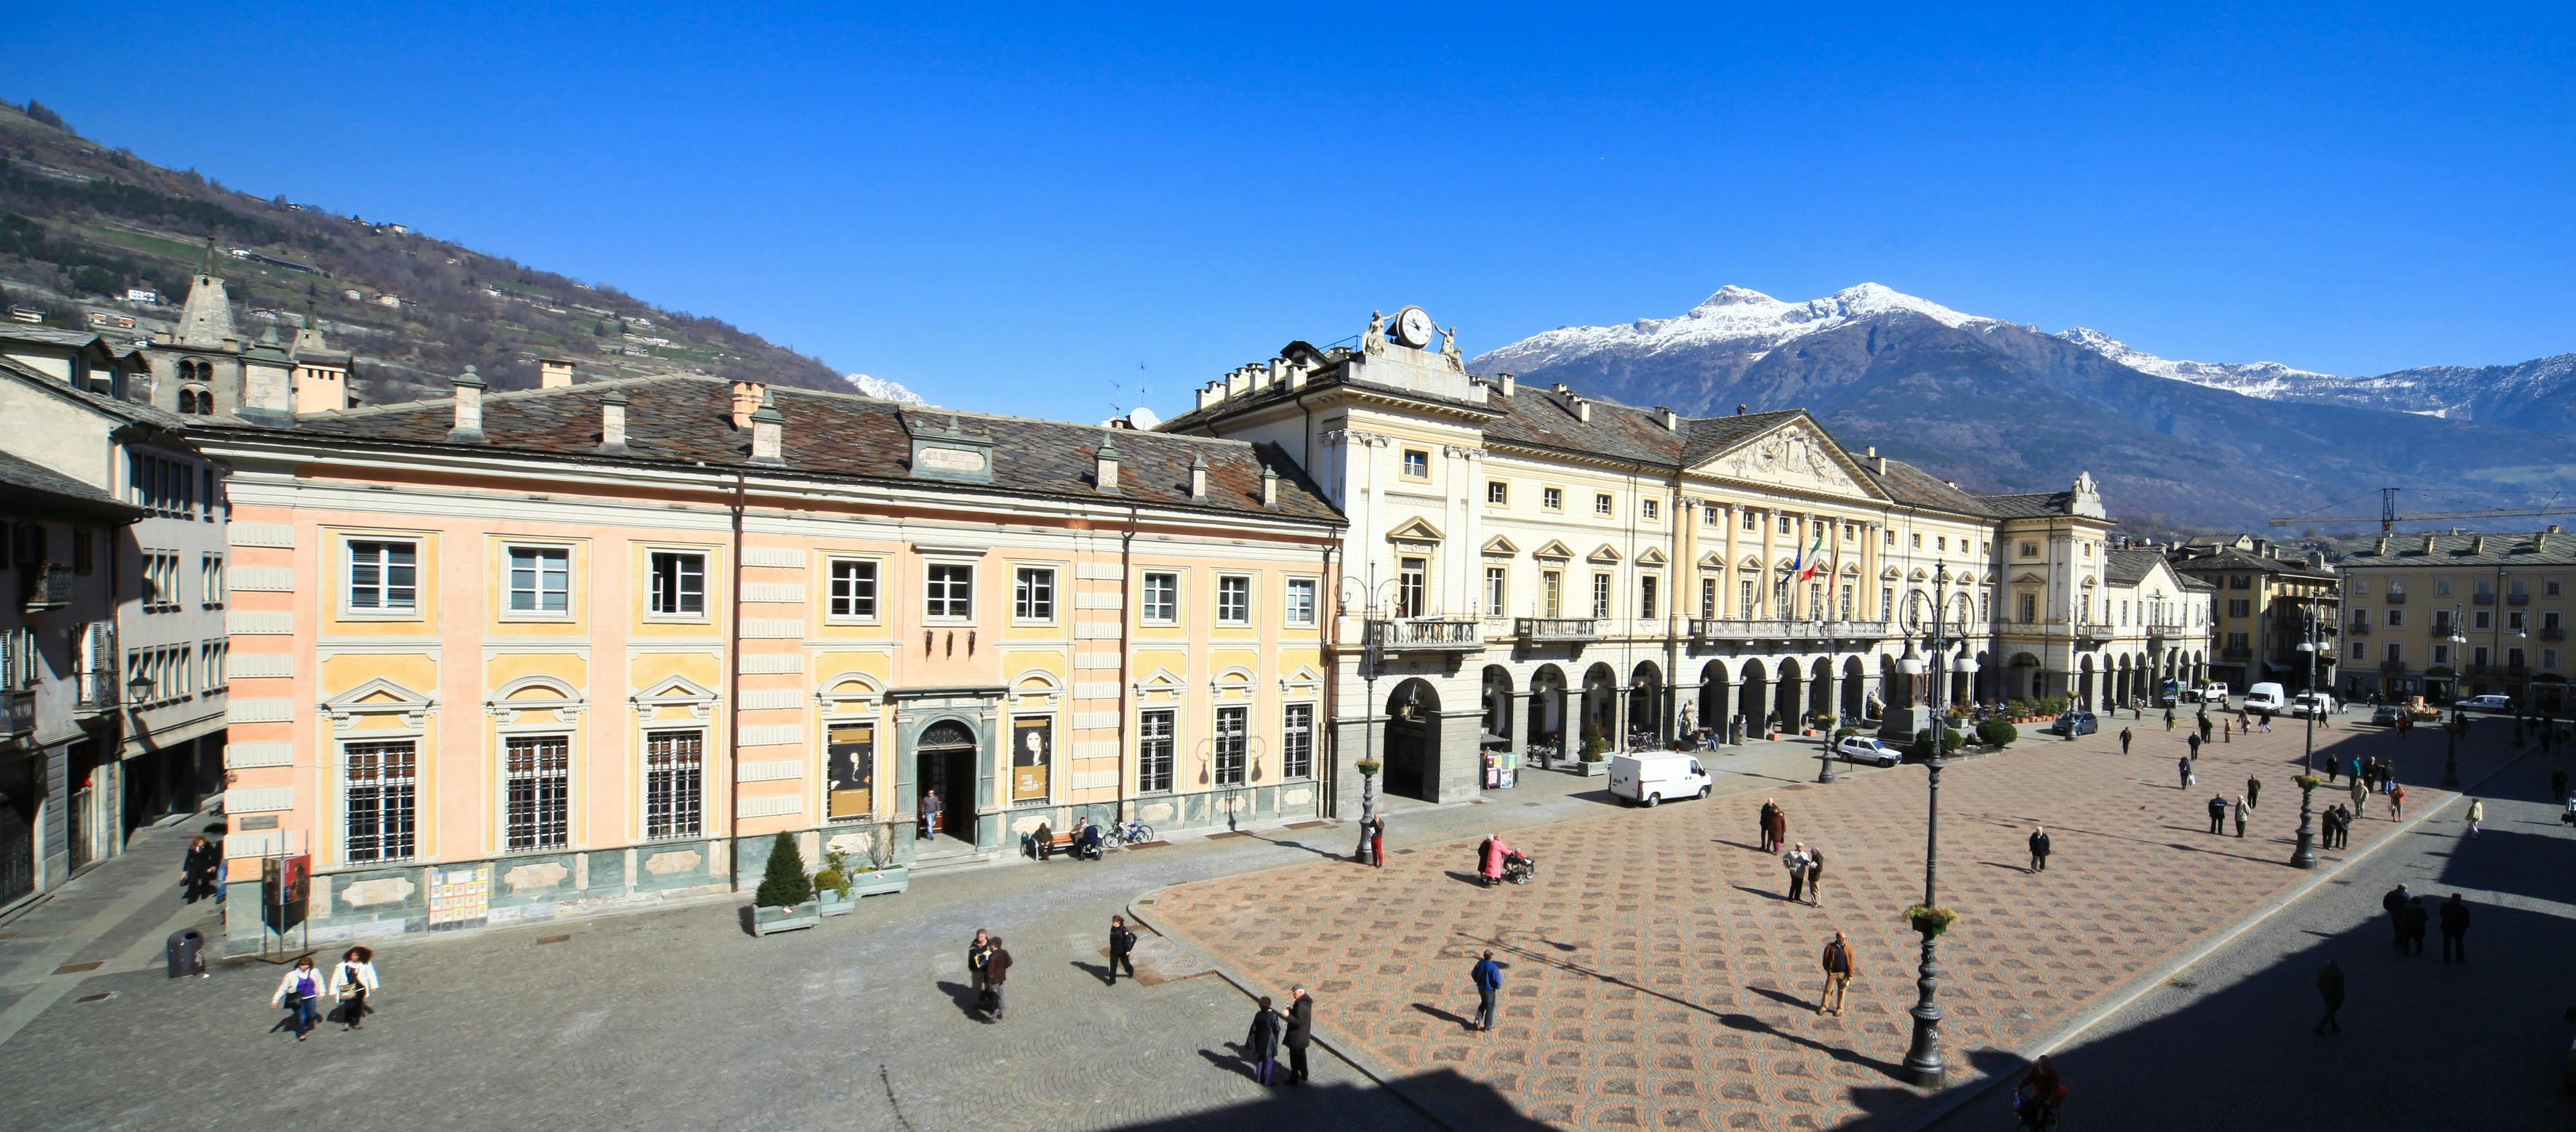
[{"xmin": 2047, "ymin": 711, "xmax": 2100, "ymax": 736}]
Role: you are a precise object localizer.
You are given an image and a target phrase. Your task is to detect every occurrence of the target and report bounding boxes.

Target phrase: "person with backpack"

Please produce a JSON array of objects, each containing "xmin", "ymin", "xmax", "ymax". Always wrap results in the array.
[
  {"xmin": 1107, "ymin": 915, "xmax": 1138, "ymax": 984},
  {"xmin": 1469, "ymin": 950, "xmax": 1503, "ymax": 1032}
]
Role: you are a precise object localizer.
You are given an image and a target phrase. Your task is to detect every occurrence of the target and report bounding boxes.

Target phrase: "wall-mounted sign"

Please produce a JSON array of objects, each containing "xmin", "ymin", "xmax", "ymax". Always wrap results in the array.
[
  {"xmin": 1011, "ymin": 717, "xmax": 1051, "ymax": 803},
  {"xmin": 827, "ymin": 724, "xmax": 876, "ymax": 821}
]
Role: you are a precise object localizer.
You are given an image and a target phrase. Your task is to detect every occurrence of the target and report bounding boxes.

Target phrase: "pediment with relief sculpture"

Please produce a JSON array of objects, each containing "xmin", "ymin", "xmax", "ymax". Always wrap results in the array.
[{"xmin": 1690, "ymin": 417, "xmax": 1886, "ymax": 502}]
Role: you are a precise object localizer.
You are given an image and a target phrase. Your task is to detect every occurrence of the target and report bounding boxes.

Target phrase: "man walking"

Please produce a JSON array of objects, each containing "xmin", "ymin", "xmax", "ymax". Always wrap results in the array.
[
  {"xmin": 2389, "ymin": 783, "xmax": 2407, "ymax": 819},
  {"xmin": 2180, "ymin": 756, "xmax": 2198, "ymax": 790},
  {"xmin": 2465, "ymin": 798, "xmax": 2484, "ymax": 838},
  {"xmin": 920, "ymin": 788, "xmax": 942, "ymax": 840},
  {"xmin": 1107, "ymin": 915, "xmax": 1138, "ymax": 984},
  {"xmin": 2188, "ymin": 732, "xmax": 2203, "ymax": 760},
  {"xmin": 2199, "ymin": 713, "xmax": 2214, "ymax": 744},
  {"xmin": 2120, "ymin": 726, "xmax": 2133, "ymax": 755},
  {"xmin": 1817, "ymin": 930, "xmax": 1856, "ymax": 1016},
  {"xmin": 2439, "ymin": 894, "xmax": 2471, "ymax": 963},
  {"xmin": 2028, "ymin": 825, "xmax": 2052, "ymax": 872},
  {"xmin": 2350, "ymin": 776, "xmax": 2369, "ymax": 816},
  {"xmin": 1469, "ymin": 950, "xmax": 1502, "ymax": 1032},
  {"xmin": 2234, "ymin": 794, "xmax": 2251, "ymax": 838},
  {"xmin": 2247, "ymin": 776, "xmax": 2262, "ymax": 811},
  {"xmin": 2164, "ymin": 707, "xmax": 2176, "ymax": 732},
  {"xmin": 2382, "ymin": 883, "xmax": 2411, "ymax": 950},
  {"xmin": 1783, "ymin": 842, "xmax": 1810, "ymax": 903},
  {"xmin": 2551, "ymin": 768, "xmax": 2568, "ymax": 806},
  {"xmin": 1762, "ymin": 800, "xmax": 1788, "ymax": 855},
  {"xmin": 2208, "ymin": 792, "xmax": 2230, "ymax": 835},
  {"xmin": 2400, "ymin": 896, "xmax": 2429, "ymax": 956},
  {"xmin": 1283, "ymin": 986, "xmax": 1314, "ymax": 1085},
  {"xmin": 982, "ymin": 936, "xmax": 1014, "ymax": 1021},
  {"xmin": 1804, "ymin": 845, "xmax": 1829, "ymax": 907},
  {"xmin": 2315, "ymin": 959, "xmax": 2345, "ymax": 1035}
]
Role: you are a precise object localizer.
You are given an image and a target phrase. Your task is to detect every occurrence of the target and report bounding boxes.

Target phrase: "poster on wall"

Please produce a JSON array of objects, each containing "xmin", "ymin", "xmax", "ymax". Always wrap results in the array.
[
  {"xmin": 428, "ymin": 862, "xmax": 491, "ymax": 932},
  {"xmin": 1011, "ymin": 717, "xmax": 1051, "ymax": 802},
  {"xmin": 827, "ymin": 725, "xmax": 875, "ymax": 821}
]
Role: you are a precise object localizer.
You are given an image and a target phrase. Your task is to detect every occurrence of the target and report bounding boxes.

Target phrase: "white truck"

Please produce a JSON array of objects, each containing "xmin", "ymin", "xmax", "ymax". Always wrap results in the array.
[
  {"xmin": 1608, "ymin": 752, "xmax": 1712, "ymax": 808},
  {"xmin": 2243, "ymin": 682, "xmax": 2287, "ymax": 715}
]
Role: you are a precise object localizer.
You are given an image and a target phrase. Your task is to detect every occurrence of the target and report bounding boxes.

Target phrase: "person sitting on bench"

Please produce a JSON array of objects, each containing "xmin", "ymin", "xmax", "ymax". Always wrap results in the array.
[{"xmin": 1072, "ymin": 819, "xmax": 1104, "ymax": 860}]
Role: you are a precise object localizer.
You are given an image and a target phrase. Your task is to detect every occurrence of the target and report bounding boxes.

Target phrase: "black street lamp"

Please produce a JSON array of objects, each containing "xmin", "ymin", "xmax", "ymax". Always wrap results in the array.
[
  {"xmin": 2292, "ymin": 606, "xmax": 2322, "ymax": 869},
  {"xmin": 2442, "ymin": 609, "xmax": 2466, "ymax": 787},
  {"xmin": 1341, "ymin": 567, "xmax": 1398, "ymax": 864},
  {"xmin": 1898, "ymin": 562, "xmax": 1975, "ymax": 1090}
]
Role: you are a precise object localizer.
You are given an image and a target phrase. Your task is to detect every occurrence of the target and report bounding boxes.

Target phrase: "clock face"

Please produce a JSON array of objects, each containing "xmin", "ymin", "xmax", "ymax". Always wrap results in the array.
[{"xmin": 1394, "ymin": 306, "xmax": 1435, "ymax": 348}]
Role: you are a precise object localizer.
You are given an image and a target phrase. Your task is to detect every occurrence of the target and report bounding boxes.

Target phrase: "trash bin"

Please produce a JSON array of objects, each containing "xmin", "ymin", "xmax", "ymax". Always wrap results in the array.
[{"xmin": 166, "ymin": 928, "xmax": 206, "ymax": 979}]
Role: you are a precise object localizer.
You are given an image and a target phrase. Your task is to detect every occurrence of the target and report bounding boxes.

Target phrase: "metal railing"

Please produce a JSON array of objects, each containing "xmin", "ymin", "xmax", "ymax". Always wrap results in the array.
[
  {"xmin": 1, "ymin": 689, "xmax": 32, "ymax": 736},
  {"xmin": 74, "ymin": 670, "xmax": 118, "ymax": 712},
  {"xmin": 19, "ymin": 564, "xmax": 71, "ymax": 613},
  {"xmin": 1688, "ymin": 618, "xmax": 1893, "ymax": 643}
]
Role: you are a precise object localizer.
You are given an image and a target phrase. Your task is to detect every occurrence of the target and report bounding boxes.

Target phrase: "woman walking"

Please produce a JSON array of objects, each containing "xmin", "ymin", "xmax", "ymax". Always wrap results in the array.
[
  {"xmin": 2465, "ymin": 798, "xmax": 2484, "ymax": 838},
  {"xmin": 271, "ymin": 957, "xmax": 325, "ymax": 1041},
  {"xmin": 180, "ymin": 835, "xmax": 220, "ymax": 904},
  {"xmin": 330, "ymin": 947, "xmax": 382, "ymax": 1031},
  {"xmin": 1803, "ymin": 845, "xmax": 1827, "ymax": 907},
  {"xmin": 1245, "ymin": 995, "xmax": 1285, "ymax": 1085}
]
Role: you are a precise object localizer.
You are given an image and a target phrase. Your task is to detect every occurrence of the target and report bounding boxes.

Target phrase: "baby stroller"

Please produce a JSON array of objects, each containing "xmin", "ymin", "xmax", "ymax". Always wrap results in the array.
[{"xmin": 1502, "ymin": 850, "xmax": 1537, "ymax": 885}]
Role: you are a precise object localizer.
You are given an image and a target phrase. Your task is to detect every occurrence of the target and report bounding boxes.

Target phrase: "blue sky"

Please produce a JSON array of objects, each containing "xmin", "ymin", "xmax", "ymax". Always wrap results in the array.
[{"xmin": 11, "ymin": 3, "xmax": 2572, "ymax": 421}]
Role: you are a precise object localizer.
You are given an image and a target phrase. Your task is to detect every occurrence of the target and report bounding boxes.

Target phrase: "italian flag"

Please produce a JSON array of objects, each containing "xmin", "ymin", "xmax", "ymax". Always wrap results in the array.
[{"xmin": 1794, "ymin": 531, "xmax": 1826, "ymax": 583}]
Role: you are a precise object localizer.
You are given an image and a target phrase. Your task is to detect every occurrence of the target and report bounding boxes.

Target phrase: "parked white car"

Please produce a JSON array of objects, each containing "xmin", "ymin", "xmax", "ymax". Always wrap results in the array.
[
  {"xmin": 1608, "ymin": 753, "xmax": 1712, "ymax": 808},
  {"xmin": 2283, "ymin": 692, "xmax": 2338, "ymax": 718},
  {"xmin": 1833, "ymin": 735, "xmax": 1903, "ymax": 767},
  {"xmin": 2460, "ymin": 694, "xmax": 2513, "ymax": 712}
]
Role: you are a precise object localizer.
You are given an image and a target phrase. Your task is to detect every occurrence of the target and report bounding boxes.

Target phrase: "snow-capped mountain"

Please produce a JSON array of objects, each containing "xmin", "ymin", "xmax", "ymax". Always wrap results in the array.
[
  {"xmin": 1467, "ymin": 283, "xmax": 2573, "ymax": 533},
  {"xmin": 2051, "ymin": 327, "xmax": 2338, "ymax": 399},
  {"xmin": 843, "ymin": 372, "xmax": 928, "ymax": 405}
]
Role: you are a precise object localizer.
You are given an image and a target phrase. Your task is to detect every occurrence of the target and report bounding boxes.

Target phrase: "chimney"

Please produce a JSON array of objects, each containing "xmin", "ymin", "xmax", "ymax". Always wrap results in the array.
[
  {"xmin": 539, "ymin": 358, "xmax": 574, "ymax": 388},
  {"xmin": 1658, "ymin": 407, "xmax": 1679, "ymax": 432},
  {"xmin": 1261, "ymin": 464, "xmax": 1279, "ymax": 507},
  {"xmin": 747, "ymin": 398, "xmax": 785, "ymax": 466},
  {"xmin": 730, "ymin": 380, "xmax": 765, "ymax": 428},
  {"xmin": 1493, "ymin": 372, "xmax": 1513, "ymax": 396},
  {"xmin": 1874, "ymin": 456, "xmax": 1888, "ymax": 475},
  {"xmin": 1574, "ymin": 399, "xmax": 1592, "ymax": 423},
  {"xmin": 598, "ymin": 388, "xmax": 629, "ymax": 455},
  {"xmin": 446, "ymin": 366, "xmax": 486, "ymax": 443},
  {"xmin": 2470, "ymin": 534, "xmax": 2486, "ymax": 555},
  {"xmin": 1196, "ymin": 381, "xmax": 1223, "ymax": 410},
  {"xmin": 2420, "ymin": 534, "xmax": 2436, "ymax": 554},
  {"xmin": 2373, "ymin": 536, "xmax": 2389, "ymax": 555},
  {"xmin": 1095, "ymin": 435, "xmax": 1120, "ymax": 491},
  {"xmin": 2539, "ymin": 529, "xmax": 2555, "ymax": 552},
  {"xmin": 1188, "ymin": 451, "xmax": 1208, "ymax": 499},
  {"xmin": 1227, "ymin": 366, "xmax": 1251, "ymax": 397},
  {"xmin": 1286, "ymin": 361, "xmax": 1310, "ymax": 390},
  {"xmin": 1552, "ymin": 382, "xmax": 1570, "ymax": 394},
  {"xmin": 1865, "ymin": 446, "xmax": 1877, "ymax": 459},
  {"xmin": 1735, "ymin": 404, "xmax": 1747, "ymax": 415}
]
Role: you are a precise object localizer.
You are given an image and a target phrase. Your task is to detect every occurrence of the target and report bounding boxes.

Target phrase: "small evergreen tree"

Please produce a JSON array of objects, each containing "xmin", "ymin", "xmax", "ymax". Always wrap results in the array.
[{"xmin": 753, "ymin": 830, "xmax": 812, "ymax": 909}]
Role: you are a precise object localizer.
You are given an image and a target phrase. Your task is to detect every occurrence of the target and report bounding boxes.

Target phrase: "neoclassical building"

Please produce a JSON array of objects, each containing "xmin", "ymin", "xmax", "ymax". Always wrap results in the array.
[
  {"xmin": 1158, "ymin": 308, "xmax": 2211, "ymax": 811},
  {"xmin": 196, "ymin": 375, "xmax": 1339, "ymax": 953}
]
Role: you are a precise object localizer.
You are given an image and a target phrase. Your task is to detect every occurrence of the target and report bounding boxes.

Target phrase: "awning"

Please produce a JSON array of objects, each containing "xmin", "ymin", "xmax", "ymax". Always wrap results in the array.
[{"xmin": 1480, "ymin": 731, "xmax": 1510, "ymax": 747}]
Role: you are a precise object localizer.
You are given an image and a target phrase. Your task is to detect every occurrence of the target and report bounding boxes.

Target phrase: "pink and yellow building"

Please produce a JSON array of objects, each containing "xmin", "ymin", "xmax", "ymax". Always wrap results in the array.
[{"xmin": 197, "ymin": 374, "xmax": 1340, "ymax": 952}]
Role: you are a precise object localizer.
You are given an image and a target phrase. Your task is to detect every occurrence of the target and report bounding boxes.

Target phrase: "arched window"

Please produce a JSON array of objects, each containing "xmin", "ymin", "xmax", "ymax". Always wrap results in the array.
[{"xmin": 177, "ymin": 389, "xmax": 198, "ymax": 414}]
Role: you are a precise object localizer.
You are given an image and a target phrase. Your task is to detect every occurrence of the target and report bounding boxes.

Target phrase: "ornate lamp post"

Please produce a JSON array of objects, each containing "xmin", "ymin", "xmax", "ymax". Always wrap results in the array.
[
  {"xmin": 1341, "ymin": 568, "xmax": 1397, "ymax": 863},
  {"xmin": 2292, "ymin": 606, "xmax": 2322, "ymax": 868},
  {"xmin": 1899, "ymin": 562, "xmax": 1973, "ymax": 1089}
]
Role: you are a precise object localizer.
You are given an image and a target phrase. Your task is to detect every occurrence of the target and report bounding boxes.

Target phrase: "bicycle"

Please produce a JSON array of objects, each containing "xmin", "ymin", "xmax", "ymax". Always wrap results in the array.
[{"xmin": 1102, "ymin": 819, "xmax": 1155, "ymax": 849}]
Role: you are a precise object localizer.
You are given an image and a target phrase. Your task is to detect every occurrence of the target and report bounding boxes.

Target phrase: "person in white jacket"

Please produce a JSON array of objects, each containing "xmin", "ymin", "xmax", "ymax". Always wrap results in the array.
[
  {"xmin": 329, "ymin": 947, "xmax": 382, "ymax": 1032},
  {"xmin": 2465, "ymin": 798, "xmax": 2484, "ymax": 838},
  {"xmin": 271, "ymin": 957, "xmax": 325, "ymax": 1040}
]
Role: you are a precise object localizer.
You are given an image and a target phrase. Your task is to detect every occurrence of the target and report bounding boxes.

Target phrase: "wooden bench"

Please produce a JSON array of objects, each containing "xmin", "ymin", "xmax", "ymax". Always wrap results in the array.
[{"xmin": 1024, "ymin": 830, "xmax": 1100, "ymax": 860}]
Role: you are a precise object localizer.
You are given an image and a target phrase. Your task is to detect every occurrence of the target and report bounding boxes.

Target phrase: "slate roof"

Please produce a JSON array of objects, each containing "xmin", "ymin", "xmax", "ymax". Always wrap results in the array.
[
  {"xmin": 1482, "ymin": 385, "xmax": 1698, "ymax": 465},
  {"xmin": 2104, "ymin": 547, "xmax": 2176, "ymax": 587},
  {"xmin": 1861, "ymin": 457, "xmax": 1996, "ymax": 517},
  {"xmin": 1976, "ymin": 490, "xmax": 2079, "ymax": 519},
  {"xmin": 0, "ymin": 324, "xmax": 104, "ymax": 349},
  {"xmin": 2327, "ymin": 530, "xmax": 2576, "ymax": 569},
  {"xmin": 2170, "ymin": 546, "xmax": 2336, "ymax": 579},
  {"xmin": 0, "ymin": 356, "xmax": 188, "ymax": 430},
  {"xmin": 226, "ymin": 375, "xmax": 1344, "ymax": 523},
  {"xmin": 0, "ymin": 449, "xmax": 146, "ymax": 522}
]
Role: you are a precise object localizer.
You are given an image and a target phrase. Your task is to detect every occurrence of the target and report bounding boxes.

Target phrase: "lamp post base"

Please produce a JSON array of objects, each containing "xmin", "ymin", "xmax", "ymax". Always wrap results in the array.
[{"xmin": 2291, "ymin": 784, "xmax": 2318, "ymax": 868}]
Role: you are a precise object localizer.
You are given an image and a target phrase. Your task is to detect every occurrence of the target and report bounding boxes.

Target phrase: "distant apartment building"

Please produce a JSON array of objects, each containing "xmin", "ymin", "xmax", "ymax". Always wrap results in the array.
[
  {"xmin": 189, "ymin": 375, "xmax": 1340, "ymax": 954},
  {"xmin": 2329, "ymin": 529, "xmax": 2572, "ymax": 712},
  {"xmin": 2169, "ymin": 535, "xmax": 2340, "ymax": 693}
]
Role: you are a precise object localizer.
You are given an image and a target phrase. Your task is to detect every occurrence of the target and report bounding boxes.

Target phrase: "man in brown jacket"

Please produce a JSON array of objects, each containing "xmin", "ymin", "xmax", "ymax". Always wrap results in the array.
[
  {"xmin": 981, "ymin": 936, "xmax": 1014, "ymax": 1021},
  {"xmin": 1818, "ymin": 930, "xmax": 1856, "ymax": 1016}
]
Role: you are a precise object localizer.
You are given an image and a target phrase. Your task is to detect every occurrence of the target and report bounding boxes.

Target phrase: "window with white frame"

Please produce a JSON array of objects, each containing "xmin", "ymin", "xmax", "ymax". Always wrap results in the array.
[
  {"xmin": 348, "ymin": 539, "xmax": 418, "ymax": 612},
  {"xmin": 507, "ymin": 546, "xmax": 571, "ymax": 614},
  {"xmin": 1284, "ymin": 578, "xmax": 1317, "ymax": 626},
  {"xmin": 1543, "ymin": 570, "xmax": 1562, "ymax": 617},
  {"xmin": 1485, "ymin": 566, "xmax": 1506, "ymax": 617},
  {"xmin": 1780, "ymin": 515, "xmax": 1795, "ymax": 535},
  {"xmin": 342, "ymin": 741, "xmax": 417, "ymax": 864},
  {"xmin": 828, "ymin": 559, "xmax": 878, "ymax": 619},
  {"xmin": 1701, "ymin": 577, "xmax": 1717, "ymax": 620},
  {"xmin": 1746, "ymin": 579, "xmax": 1760, "ymax": 615},
  {"xmin": 1487, "ymin": 481, "xmax": 1507, "ymax": 505},
  {"xmin": 200, "ymin": 553, "xmax": 224, "ymax": 608},
  {"xmin": 1640, "ymin": 575, "xmax": 1658, "ymax": 619},
  {"xmin": 643, "ymin": 729, "xmax": 704, "ymax": 840},
  {"xmin": 1142, "ymin": 572, "xmax": 1179, "ymax": 624},
  {"xmin": 1401, "ymin": 449, "xmax": 1429, "ymax": 478},
  {"xmin": 1594, "ymin": 493, "xmax": 1614, "ymax": 518},
  {"xmin": 504, "ymin": 734, "xmax": 571, "ymax": 852},
  {"xmin": 924, "ymin": 563, "xmax": 974, "ymax": 620},
  {"xmin": 1703, "ymin": 503, "xmax": 1720, "ymax": 526},
  {"xmin": 1283, "ymin": 703, "xmax": 1314, "ymax": 779},
  {"xmin": 1213, "ymin": 705, "xmax": 1248, "ymax": 786},
  {"xmin": 1398, "ymin": 558, "xmax": 1427, "ymax": 617},
  {"xmin": 648, "ymin": 551, "xmax": 705, "ymax": 617},
  {"xmin": 1138, "ymin": 709, "xmax": 1175, "ymax": 792},
  {"xmin": 1216, "ymin": 575, "xmax": 1251, "ymax": 625},
  {"xmin": 1592, "ymin": 573, "xmax": 1611, "ymax": 619},
  {"xmin": 1744, "ymin": 510, "xmax": 1760, "ymax": 531},
  {"xmin": 1542, "ymin": 486, "xmax": 1563, "ymax": 510},
  {"xmin": 201, "ymin": 639, "xmax": 226, "ymax": 691},
  {"xmin": 1641, "ymin": 498, "xmax": 1659, "ymax": 521},
  {"xmin": 1014, "ymin": 566, "xmax": 1056, "ymax": 622}
]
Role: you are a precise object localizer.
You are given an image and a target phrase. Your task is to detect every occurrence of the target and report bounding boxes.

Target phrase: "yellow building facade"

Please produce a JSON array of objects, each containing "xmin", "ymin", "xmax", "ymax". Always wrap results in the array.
[{"xmin": 199, "ymin": 375, "xmax": 1339, "ymax": 952}]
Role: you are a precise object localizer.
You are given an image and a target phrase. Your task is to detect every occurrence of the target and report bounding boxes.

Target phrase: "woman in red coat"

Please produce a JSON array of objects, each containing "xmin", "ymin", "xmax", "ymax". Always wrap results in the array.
[{"xmin": 1480, "ymin": 835, "xmax": 1509, "ymax": 886}]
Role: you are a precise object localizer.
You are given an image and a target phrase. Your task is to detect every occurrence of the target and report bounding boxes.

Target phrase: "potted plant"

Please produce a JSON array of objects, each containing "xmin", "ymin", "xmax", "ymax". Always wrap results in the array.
[
  {"xmin": 751, "ymin": 830, "xmax": 820, "ymax": 936},
  {"xmin": 1576, "ymin": 728, "xmax": 1609, "ymax": 776},
  {"xmin": 814, "ymin": 848, "xmax": 856, "ymax": 917},
  {"xmin": 846, "ymin": 822, "xmax": 910, "ymax": 897},
  {"xmin": 1906, "ymin": 904, "xmax": 1958, "ymax": 937}
]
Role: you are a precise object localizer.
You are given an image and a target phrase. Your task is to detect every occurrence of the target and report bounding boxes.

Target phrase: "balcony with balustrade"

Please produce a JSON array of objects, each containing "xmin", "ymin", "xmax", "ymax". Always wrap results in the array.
[
  {"xmin": 1513, "ymin": 617, "xmax": 1599, "ymax": 646},
  {"xmin": 1365, "ymin": 616, "xmax": 1483, "ymax": 654},
  {"xmin": 1688, "ymin": 618, "xmax": 1893, "ymax": 645}
]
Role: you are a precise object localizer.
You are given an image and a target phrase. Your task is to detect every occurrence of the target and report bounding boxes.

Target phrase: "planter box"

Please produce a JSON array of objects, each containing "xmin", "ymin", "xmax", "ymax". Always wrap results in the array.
[
  {"xmin": 848, "ymin": 866, "xmax": 910, "ymax": 897},
  {"xmin": 753, "ymin": 902, "xmax": 822, "ymax": 936},
  {"xmin": 1909, "ymin": 915, "xmax": 1954, "ymax": 938},
  {"xmin": 1765, "ymin": 732, "xmax": 1781, "ymax": 742},
  {"xmin": 817, "ymin": 891, "xmax": 857, "ymax": 918},
  {"xmin": 1576, "ymin": 758, "xmax": 1608, "ymax": 777}
]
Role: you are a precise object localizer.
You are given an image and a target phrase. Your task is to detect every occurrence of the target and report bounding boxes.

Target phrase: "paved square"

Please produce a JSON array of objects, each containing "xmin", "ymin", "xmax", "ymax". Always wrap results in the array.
[{"xmin": 1137, "ymin": 717, "xmax": 2492, "ymax": 1131}]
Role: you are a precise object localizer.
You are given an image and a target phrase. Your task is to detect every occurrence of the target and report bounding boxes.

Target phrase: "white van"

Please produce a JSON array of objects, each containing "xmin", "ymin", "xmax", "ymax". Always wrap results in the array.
[
  {"xmin": 2244, "ymin": 682, "xmax": 2287, "ymax": 715},
  {"xmin": 1608, "ymin": 753, "xmax": 1712, "ymax": 808}
]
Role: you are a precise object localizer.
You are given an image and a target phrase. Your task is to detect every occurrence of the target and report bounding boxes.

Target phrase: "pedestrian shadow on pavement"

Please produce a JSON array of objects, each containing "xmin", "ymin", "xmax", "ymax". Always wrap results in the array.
[
  {"xmin": 1240, "ymin": 832, "xmax": 1345, "ymax": 860},
  {"xmin": 1730, "ymin": 884, "xmax": 1799, "ymax": 902},
  {"xmin": 1837, "ymin": 1047, "xmax": 2030, "ymax": 1131},
  {"xmin": 1071, "ymin": 960, "xmax": 1114, "ymax": 985},
  {"xmin": 2440, "ymin": 826, "xmax": 2576, "ymax": 905},
  {"xmin": 934, "ymin": 980, "xmax": 984, "ymax": 1019},
  {"xmin": 1741, "ymin": 983, "xmax": 1815, "ymax": 1012},
  {"xmin": 1107, "ymin": 1068, "xmax": 1554, "ymax": 1131},
  {"xmin": 1193, "ymin": 1045, "xmax": 1261, "ymax": 1083},
  {"xmin": 1443, "ymin": 871, "xmax": 1490, "ymax": 887},
  {"xmin": 1411, "ymin": 1002, "xmax": 1478, "ymax": 1031}
]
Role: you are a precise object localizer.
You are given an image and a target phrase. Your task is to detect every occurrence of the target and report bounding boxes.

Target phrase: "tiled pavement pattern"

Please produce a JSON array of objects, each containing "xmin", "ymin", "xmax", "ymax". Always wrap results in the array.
[{"xmin": 1139, "ymin": 713, "xmax": 2523, "ymax": 1131}]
